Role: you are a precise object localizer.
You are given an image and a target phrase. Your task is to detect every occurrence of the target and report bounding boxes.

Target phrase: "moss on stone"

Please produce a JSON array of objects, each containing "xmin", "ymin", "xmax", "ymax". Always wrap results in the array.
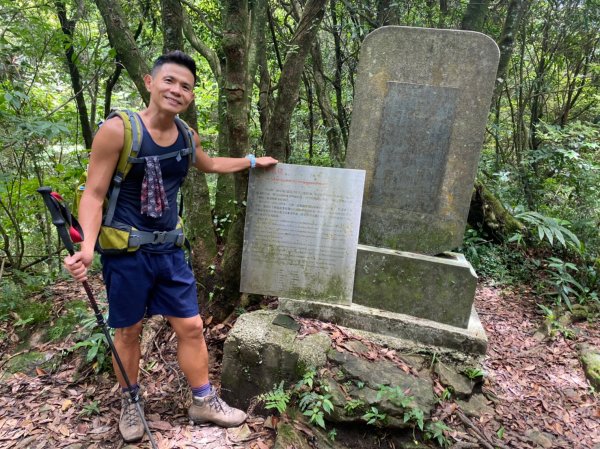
[{"xmin": 578, "ymin": 344, "xmax": 600, "ymax": 389}]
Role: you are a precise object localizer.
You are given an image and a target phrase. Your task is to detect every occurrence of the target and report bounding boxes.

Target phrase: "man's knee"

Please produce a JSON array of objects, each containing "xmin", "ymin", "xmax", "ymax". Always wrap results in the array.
[
  {"xmin": 115, "ymin": 321, "xmax": 143, "ymax": 345},
  {"xmin": 173, "ymin": 316, "xmax": 204, "ymax": 340}
]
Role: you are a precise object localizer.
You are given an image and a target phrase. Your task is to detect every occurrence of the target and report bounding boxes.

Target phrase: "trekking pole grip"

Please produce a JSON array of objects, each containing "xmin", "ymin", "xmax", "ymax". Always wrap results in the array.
[{"xmin": 37, "ymin": 186, "xmax": 76, "ymax": 255}]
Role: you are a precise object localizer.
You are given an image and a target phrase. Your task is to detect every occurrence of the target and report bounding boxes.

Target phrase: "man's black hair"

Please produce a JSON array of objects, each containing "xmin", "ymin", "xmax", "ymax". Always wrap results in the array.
[{"xmin": 151, "ymin": 50, "xmax": 197, "ymax": 84}]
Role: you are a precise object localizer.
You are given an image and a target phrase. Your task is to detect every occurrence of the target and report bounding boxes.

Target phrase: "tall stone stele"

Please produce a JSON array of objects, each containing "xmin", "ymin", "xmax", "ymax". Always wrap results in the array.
[{"xmin": 346, "ymin": 26, "xmax": 499, "ymax": 329}]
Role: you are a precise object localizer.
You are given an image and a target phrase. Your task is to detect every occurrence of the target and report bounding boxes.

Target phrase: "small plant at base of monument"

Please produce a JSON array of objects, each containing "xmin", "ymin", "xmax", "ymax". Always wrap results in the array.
[
  {"xmin": 424, "ymin": 420, "xmax": 451, "ymax": 447},
  {"xmin": 376, "ymin": 385, "xmax": 425, "ymax": 430},
  {"xmin": 259, "ymin": 381, "xmax": 291, "ymax": 414},
  {"xmin": 363, "ymin": 406, "xmax": 388, "ymax": 426},
  {"xmin": 463, "ymin": 367, "xmax": 485, "ymax": 381},
  {"xmin": 344, "ymin": 398, "xmax": 365, "ymax": 415},
  {"xmin": 258, "ymin": 368, "xmax": 334, "ymax": 430},
  {"xmin": 295, "ymin": 369, "xmax": 334, "ymax": 429}
]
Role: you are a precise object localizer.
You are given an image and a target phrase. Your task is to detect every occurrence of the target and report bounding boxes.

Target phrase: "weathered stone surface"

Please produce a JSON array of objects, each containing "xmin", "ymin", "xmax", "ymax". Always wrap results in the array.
[
  {"xmin": 353, "ymin": 245, "xmax": 477, "ymax": 327},
  {"xmin": 241, "ymin": 164, "xmax": 365, "ymax": 304},
  {"xmin": 278, "ymin": 298, "xmax": 487, "ymax": 355},
  {"xmin": 2, "ymin": 351, "xmax": 54, "ymax": 375},
  {"xmin": 345, "ymin": 26, "xmax": 499, "ymax": 255},
  {"xmin": 578, "ymin": 343, "xmax": 600, "ymax": 389},
  {"xmin": 220, "ymin": 310, "xmax": 331, "ymax": 409},
  {"xmin": 434, "ymin": 362, "xmax": 474, "ymax": 399},
  {"xmin": 273, "ymin": 422, "xmax": 316, "ymax": 449},
  {"xmin": 325, "ymin": 350, "xmax": 436, "ymax": 428},
  {"xmin": 456, "ymin": 393, "xmax": 494, "ymax": 418}
]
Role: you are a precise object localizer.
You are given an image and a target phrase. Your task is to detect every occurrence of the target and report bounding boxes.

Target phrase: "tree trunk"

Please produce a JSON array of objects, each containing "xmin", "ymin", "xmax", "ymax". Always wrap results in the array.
[
  {"xmin": 311, "ymin": 40, "xmax": 343, "ymax": 165},
  {"xmin": 263, "ymin": 0, "xmax": 328, "ymax": 161},
  {"xmin": 94, "ymin": 0, "xmax": 150, "ymax": 105},
  {"xmin": 494, "ymin": 0, "xmax": 528, "ymax": 95},
  {"xmin": 468, "ymin": 180, "xmax": 524, "ymax": 243},
  {"xmin": 460, "ymin": 0, "xmax": 491, "ymax": 32},
  {"xmin": 329, "ymin": 0, "xmax": 349, "ymax": 148},
  {"xmin": 55, "ymin": 1, "xmax": 93, "ymax": 148},
  {"xmin": 376, "ymin": 0, "xmax": 399, "ymax": 26},
  {"xmin": 161, "ymin": 0, "xmax": 218, "ymax": 306},
  {"xmin": 217, "ymin": 0, "xmax": 252, "ymax": 319}
]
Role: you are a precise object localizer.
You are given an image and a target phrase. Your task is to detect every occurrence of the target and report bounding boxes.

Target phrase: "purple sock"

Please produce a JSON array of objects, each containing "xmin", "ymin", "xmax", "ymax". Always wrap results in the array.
[{"xmin": 191, "ymin": 382, "xmax": 212, "ymax": 398}]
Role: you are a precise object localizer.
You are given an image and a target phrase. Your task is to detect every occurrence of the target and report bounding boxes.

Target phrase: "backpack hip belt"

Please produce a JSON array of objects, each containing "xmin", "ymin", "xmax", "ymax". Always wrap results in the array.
[{"xmin": 129, "ymin": 228, "xmax": 185, "ymax": 247}]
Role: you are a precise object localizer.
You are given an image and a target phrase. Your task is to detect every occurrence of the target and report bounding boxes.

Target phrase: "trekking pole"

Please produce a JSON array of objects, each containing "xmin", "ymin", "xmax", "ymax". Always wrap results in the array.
[{"xmin": 37, "ymin": 187, "xmax": 159, "ymax": 449}]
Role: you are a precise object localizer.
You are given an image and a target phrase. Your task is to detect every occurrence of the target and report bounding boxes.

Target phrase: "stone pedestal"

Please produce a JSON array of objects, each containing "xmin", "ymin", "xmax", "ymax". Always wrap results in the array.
[
  {"xmin": 278, "ymin": 299, "xmax": 487, "ymax": 355},
  {"xmin": 353, "ymin": 245, "xmax": 477, "ymax": 328}
]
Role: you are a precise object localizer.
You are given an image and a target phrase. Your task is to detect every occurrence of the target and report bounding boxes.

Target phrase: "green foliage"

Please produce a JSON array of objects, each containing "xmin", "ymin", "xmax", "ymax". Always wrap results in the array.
[
  {"xmin": 260, "ymin": 381, "xmax": 291, "ymax": 414},
  {"xmin": 259, "ymin": 368, "xmax": 333, "ymax": 429},
  {"xmin": 374, "ymin": 384, "xmax": 428, "ymax": 430},
  {"xmin": 48, "ymin": 300, "xmax": 88, "ymax": 341},
  {"xmin": 512, "ymin": 211, "xmax": 582, "ymax": 252},
  {"xmin": 463, "ymin": 367, "xmax": 485, "ymax": 380},
  {"xmin": 362, "ymin": 406, "xmax": 387, "ymax": 426},
  {"xmin": 68, "ymin": 313, "xmax": 112, "ymax": 373},
  {"xmin": 80, "ymin": 400, "xmax": 100, "ymax": 417},
  {"xmin": 70, "ymin": 331, "xmax": 109, "ymax": 373},
  {"xmin": 376, "ymin": 385, "xmax": 414, "ymax": 408},
  {"xmin": 542, "ymin": 257, "xmax": 586, "ymax": 309},
  {"xmin": 343, "ymin": 398, "xmax": 365, "ymax": 415},
  {"xmin": 295, "ymin": 368, "xmax": 317, "ymax": 390},
  {"xmin": 497, "ymin": 425, "xmax": 505, "ymax": 440},
  {"xmin": 299, "ymin": 387, "xmax": 334, "ymax": 429},
  {"xmin": 295, "ymin": 370, "xmax": 333, "ymax": 429},
  {"xmin": 424, "ymin": 420, "xmax": 451, "ymax": 447},
  {"xmin": 0, "ymin": 275, "xmax": 51, "ymax": 327},
  {"xmin": 459, "ymin": 230, "xmax": 534, "ymax": 285}
]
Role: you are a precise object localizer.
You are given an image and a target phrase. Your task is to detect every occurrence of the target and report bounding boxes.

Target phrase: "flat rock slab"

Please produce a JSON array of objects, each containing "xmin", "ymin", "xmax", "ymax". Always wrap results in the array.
[
  {"xmin": 278, "ymin": 299, "xmax": 487, "ymax": 355},
  {"xmin": 345, "ymin": 26, "xmax": 499, "ymax": 255}
]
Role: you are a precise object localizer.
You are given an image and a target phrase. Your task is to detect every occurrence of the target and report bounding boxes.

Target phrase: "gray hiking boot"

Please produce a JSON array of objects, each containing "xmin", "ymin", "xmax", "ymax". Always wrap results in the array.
[
  {"xmin": 188, "ymin": 387, "xmax": 247, "ymax": 427},
  {"xmin": 119, "ymin": 389, "xmax": 145, "ymax": 443}
]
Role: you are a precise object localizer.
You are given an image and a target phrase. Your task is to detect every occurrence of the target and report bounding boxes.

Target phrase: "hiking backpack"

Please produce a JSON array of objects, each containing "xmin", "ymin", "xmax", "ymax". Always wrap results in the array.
[{"xmin": 76, "ymin": 109, "xmax": 196, "ymax": 254}]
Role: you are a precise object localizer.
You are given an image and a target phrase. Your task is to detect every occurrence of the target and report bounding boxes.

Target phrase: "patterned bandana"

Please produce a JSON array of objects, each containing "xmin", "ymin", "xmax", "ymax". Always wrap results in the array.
[{"xmin": 140, "ymin": 156, "xmax": 169, "ymax": 218}]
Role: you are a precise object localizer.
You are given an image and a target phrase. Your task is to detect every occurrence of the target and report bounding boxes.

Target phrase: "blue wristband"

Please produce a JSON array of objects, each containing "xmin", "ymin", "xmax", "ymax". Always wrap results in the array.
[{"xmin": 245, "ymin": 154, "xmax": 256, "ymax": 168}]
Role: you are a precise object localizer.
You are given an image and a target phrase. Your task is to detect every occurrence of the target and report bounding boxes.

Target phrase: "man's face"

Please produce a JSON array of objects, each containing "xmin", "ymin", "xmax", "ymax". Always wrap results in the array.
[{"xmin": 145, "ymin": 63, "xmax": 195, "ymax": 114}]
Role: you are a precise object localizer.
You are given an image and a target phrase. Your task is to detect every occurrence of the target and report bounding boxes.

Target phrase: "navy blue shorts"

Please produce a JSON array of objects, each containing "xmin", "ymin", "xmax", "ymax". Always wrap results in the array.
[{"xmin": 101, "ymin": 250, "xmax": 199, "ymax": 328}]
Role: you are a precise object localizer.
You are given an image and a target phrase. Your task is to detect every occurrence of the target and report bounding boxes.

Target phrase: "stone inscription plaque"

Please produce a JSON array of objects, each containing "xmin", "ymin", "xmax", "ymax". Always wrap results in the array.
[
  {"xmin": 240, "ymin": 163, "xmax": 366, "ymax": 304},
  {"xmin": 371, "ymin": 82, "xmax": 458, "ymax": 214}
]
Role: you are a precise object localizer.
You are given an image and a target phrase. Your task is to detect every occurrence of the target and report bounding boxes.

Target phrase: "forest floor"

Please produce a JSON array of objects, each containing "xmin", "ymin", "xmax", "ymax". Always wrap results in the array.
[{"xmin": 0, "ymin": 274, "xmax": 598, "ymax": 449}]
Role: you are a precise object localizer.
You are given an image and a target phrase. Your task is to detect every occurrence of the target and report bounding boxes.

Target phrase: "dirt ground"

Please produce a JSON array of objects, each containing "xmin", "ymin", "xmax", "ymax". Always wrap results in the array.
[{"xmin": 0, "ymin": 276, "xmax": 598, "ymax": 448}]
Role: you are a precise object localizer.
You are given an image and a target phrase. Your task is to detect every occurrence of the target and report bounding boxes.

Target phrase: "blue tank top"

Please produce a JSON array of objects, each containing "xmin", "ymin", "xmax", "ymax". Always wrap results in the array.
[{"xmin": 112, "ymin": 117, "xmax": 190, "ymax": 253}]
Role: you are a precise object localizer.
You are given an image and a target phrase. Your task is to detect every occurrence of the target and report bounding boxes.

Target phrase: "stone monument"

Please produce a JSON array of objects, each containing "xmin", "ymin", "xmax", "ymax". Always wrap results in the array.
[
  {"xmin": 280, "ymin": 26, "xmax": 499, "ymax": 332},
  {"xmin": 221, "ymin": 26, "xmax": 499, "ymax": 408}
]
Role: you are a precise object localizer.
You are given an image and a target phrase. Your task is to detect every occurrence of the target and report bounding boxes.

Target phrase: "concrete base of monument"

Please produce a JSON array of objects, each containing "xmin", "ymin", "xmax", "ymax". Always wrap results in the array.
[
  {"xmin": 221, "ymin": 309, "xmax": 332, "ymax": 410},
  {"xmin": 220, "ymin": 306, "xmax": 487, "ymax": 410},
  {"xmin": 353, "ymin": 245, "xmax": 478, "ymax": 328},
  {"xmin": 278, "ymin": 298, "xmax": 487, "ymax": 355}
]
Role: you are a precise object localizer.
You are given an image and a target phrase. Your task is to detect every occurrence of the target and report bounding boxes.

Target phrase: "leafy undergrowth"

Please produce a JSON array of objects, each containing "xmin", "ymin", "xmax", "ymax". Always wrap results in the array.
[{"xmin": 0, "ymin": 275, "xmax": 598, "ymax": 448}]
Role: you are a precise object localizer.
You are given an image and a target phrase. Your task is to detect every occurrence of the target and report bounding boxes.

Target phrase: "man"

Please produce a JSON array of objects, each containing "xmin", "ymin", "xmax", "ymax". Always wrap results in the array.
[{"xmin": 64, "ymin": 50, "xmax": 277, "ymax": 443}]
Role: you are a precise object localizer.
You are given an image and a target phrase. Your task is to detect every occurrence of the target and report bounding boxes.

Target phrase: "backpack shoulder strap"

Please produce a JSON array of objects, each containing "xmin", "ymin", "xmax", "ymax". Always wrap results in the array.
[
  {"xmin": 103, "ymin": 109, "xmax": 143, "ymax": 226},
  {"xmin": 174, "ymin": 116, "xmax": 196, "ymax": 165}
]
